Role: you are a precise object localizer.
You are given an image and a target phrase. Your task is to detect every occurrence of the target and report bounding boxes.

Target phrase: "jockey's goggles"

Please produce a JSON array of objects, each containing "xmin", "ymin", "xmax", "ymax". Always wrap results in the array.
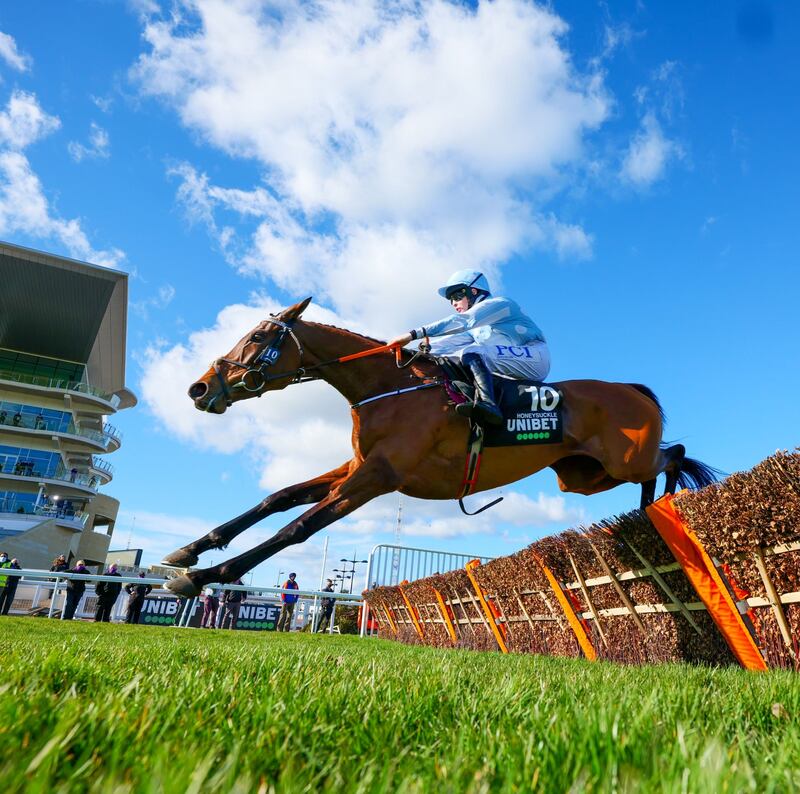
[{"xmin": 447, "ymin": 287, "xmax": 470, "ymax": 302}]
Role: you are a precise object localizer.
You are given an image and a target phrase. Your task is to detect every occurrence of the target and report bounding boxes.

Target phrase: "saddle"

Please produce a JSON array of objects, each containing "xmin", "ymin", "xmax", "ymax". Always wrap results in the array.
[{"xmin": 435, "ymin": 357, "xmax": 563, "ymax": 447}]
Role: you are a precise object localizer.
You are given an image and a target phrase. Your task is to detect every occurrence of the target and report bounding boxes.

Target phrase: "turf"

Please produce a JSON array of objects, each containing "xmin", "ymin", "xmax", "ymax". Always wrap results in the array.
[{"xmin": 3, "ymin": 619, "xmax": 800, "ymax": 793}]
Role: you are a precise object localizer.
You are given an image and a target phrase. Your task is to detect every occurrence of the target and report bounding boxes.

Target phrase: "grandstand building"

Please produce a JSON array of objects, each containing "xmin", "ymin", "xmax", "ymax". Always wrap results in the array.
[{"xmin": 0, "ymin": 242, "xmax": 136, "ymax": 569}]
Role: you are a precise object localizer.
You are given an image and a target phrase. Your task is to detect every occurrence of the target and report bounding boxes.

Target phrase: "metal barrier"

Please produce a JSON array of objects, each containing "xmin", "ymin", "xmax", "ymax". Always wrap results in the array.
[
  {"xmin": 0, "ymin": 568, "xmax": 361, "ymax": 632},
  {"xmin": 359, "ymin": 544, "xmax": 494, "ymax": 637}
]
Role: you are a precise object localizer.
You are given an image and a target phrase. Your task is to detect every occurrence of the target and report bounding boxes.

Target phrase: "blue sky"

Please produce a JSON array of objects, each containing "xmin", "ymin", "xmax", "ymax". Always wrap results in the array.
[{"xmin": 0, "ymin": 1, "xmax": 797, "ymax": 589}]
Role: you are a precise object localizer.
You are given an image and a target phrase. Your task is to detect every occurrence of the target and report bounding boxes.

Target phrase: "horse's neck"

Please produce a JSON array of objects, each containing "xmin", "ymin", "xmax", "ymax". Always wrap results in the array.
[{"xmin": 301, "ymin": 322, "xmax": 408, "ymax": 404}]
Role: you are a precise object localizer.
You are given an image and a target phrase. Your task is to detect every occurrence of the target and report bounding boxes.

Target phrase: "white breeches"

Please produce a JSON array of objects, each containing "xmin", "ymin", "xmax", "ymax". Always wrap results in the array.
[{"xmin": 456, "ymin": 339, "xmax": 551, "ymax": 381}]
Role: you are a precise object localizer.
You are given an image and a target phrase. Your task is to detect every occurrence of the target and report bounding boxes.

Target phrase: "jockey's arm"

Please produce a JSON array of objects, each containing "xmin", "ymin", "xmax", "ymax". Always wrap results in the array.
[{"xmin": 387, "ymin": 298, "xmax": 515, "ymax": 348}]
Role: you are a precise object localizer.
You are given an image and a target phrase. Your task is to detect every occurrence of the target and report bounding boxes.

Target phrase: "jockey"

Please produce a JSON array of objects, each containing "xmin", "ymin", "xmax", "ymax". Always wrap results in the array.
[{"xmin": 388, "ymin": 269, "xmax": 550, "ymax": 426}]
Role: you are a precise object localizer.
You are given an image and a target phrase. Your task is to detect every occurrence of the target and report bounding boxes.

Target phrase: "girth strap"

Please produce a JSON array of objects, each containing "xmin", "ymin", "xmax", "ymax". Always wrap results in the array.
[{"xmin": 458, "ymin": 423, "xmax": 503, "ymax": 516}]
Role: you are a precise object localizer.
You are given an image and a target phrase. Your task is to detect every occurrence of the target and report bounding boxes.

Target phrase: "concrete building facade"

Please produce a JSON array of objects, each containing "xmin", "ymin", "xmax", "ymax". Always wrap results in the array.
[{"xmin": 0, "ymin": 241, "xmax": 136, "ymax": 569}]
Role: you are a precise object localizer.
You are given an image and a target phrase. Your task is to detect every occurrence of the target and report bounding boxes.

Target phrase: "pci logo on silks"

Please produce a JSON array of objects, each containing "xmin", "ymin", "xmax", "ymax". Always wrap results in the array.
[{"xmin": 484, "ymin": 383, "xmax": 563, "ymax": 447}]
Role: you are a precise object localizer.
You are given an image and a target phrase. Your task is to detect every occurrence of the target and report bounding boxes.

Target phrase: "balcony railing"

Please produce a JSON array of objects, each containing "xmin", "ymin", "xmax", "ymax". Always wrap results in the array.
[
  {"xmin": 91, "ymin": 457, "xmax": 115, "ymax": 476},
  {"xmin": 0, "ymin": 369, "xmax": 118, "ymax": 406},
  {"xmin": 0, "ymin": 498, "xmax": 88, "ymax": 526},
  {"xmin": 33, "ymin": 504, "xmax": 89, "ymax": 526},
  {"xmin": 0, "ymin": 404, "xmax": 121, "ymax": 449},
  {"xmin": 0, "ymin": 462, "xmax": 101, "ymax": 491}
]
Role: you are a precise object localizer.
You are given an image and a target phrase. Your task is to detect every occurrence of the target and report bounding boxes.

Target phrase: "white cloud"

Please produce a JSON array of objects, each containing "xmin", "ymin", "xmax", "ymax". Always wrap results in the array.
[
  {"xmin": 0, "ymin": 91, "xmax": 59, "ymax": 149},
  {"xmin": 68, "ymin": 122, "xmax": 111, "ymax": 162},
  {"xmin": 620, "ymin": 112, "xmax": 682, "ymax": 187},
  {"xmin": 0, "ymin": 91, "xmax": 123, "ymax": 267},
  {"xmin": 134, "ymin": 0, "xmax": 609, "ymax": 334},
  {"xmin": 0, "ymin": 31, "xmax": 32, "ymax": 73},
  {"xmin": 701, "ymin": 215, "xmax": 717, "ymax": 234},
  {"xmin": 91, "ymin": 95, "xmax": 114, "ymax": 114},
  {"xmin": 131, "ymin": 283, "xmax": 176, "ymax": 318},
  {"xmin": 0, "ymin": 151, "xmax": 123, "ymax": 267}
]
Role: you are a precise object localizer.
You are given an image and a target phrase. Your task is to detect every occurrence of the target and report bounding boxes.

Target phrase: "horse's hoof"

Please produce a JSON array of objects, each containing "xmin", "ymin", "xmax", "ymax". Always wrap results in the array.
[
  {"xmin": 161, "ymin": 548, "xmax": 199, "ymax": 568},
  {"xmin": 164, "ymin": 575, "xmax": 201, "ymax": 598}
]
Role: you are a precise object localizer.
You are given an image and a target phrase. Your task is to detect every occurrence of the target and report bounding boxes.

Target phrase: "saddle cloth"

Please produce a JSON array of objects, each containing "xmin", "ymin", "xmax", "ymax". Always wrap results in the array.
[{"xmin": 437, "ymin": 357, "xmax": 563, "ymax": 447}]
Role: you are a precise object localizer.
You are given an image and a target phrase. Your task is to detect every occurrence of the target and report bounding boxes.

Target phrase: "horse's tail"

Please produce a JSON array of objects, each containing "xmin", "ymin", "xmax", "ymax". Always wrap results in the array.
[
  {"xmin": 628, "ymin": 383, "xmax": 721, "ymax": 492},
  {"xmin": 676, "ymin": 456, "xmax": 722, "ymax": 491}
]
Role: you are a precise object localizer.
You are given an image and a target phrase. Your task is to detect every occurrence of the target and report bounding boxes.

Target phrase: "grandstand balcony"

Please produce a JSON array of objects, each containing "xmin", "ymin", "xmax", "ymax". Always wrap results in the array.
[
  {"xmin": 0, "ymin": 465, "xmax": 100, "ymax": 497},
  {"xmin": 0, "ymin": 405, "xmax": 121, "ymax": 453},
  {"xmin": 0, "ymin": 369, "xmax": 125, "ymax": 412}
]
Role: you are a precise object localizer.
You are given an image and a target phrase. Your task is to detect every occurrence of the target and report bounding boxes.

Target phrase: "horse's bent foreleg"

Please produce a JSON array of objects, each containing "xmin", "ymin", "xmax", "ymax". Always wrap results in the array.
[
  {"xmin": 165, "ymin": 456, "xmax": 400, "ymax": 596},
  {"xmin": 161, "ymin": 461, "xmax": 353, "ymax": 567}
]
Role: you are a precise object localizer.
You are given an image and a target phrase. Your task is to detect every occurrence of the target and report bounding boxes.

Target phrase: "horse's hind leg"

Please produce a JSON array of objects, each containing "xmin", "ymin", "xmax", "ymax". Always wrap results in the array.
[
  {"xmin": 662, "ymin": 444, "xmax": 686, "ymax": 496},
  {"xmin": 165, "ymin": 456, "xmax": 398, "ymax": 596},
  {"xmin": 162, "ymin": 461, "xmax": 352, "ymax": 567},
  {"xmin": 640, "ymin": 479, "xmax": 657, "ymax": 509}
]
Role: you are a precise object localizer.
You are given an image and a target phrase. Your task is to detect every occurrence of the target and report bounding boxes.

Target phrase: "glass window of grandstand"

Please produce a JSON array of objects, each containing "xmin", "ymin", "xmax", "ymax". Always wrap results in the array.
[
  {"xmin": 0, "ymin": 349, "xmax": 85, "ymax": 386},
  {"xmin": 0, "ymin": 402, "xmax": 72, "ymax": 433},
  {"xmin": 0, "ymin": 446, "xmax": 61, "ymax": 478},
  {"xmin": 0, "ymin": 491, "xmax": 84, "ymax": 517},
  {"xmin": 0, "ymin": 491, "xmax": 39, "ymax": 515}
]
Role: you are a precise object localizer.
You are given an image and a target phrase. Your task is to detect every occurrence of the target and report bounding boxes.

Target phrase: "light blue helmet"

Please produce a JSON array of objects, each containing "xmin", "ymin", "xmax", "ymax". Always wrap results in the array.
[{"xmin": 437, "ymin": 269, "xmax": 491, "ymax": 299}]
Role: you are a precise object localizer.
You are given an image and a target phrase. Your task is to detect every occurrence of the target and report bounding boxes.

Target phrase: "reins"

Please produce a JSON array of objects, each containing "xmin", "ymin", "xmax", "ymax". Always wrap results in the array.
[{"xmin": 210, "ymin": 316, "xmax": 431, "ymax": 409}]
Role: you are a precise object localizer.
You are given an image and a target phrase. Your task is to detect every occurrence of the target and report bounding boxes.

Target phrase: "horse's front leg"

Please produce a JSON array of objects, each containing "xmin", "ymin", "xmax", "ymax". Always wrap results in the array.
[
  {"xmin": 161, "ymin": 461, "xmax": 353, "ymax": 567},
  {"xmin": 165, "ymin": 456, "xmax": 399, "ymax": 596}
]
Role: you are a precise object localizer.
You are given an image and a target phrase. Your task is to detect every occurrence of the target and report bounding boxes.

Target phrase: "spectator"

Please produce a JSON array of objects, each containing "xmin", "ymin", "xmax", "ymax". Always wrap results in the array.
[
  {"xmin": 0, "ymin": 409, "xmax": 6, "ymax": 424},
  {"xmin": 94, "ymin": 563, "xmax": 122, "ymax": 622},
  {"xmin": 316, "ymin": 578, "xmax": 336, "ymax": 633},
  {"xmin": 124, "ymin": 573, "xmax": 152, "ymax": 624},
  {"xmin": 69, "ymin": 468, "xmax": 78, "ymax": 483},
  {"xmin": 63, "ymin": 560, "xmax": 88, "ymax": 620},
  {"xmin": 12, "ymin": 412, "xmax": 21, "ymax": 427},
  {"xmin": 276, "ymin": 573, "xmax": 299, "ymax": 632},
  {"xmin": 35, "ymin": 414, "xmax": 45, "ymax": 430},
  {"xmin": 50, "ymin": 555, "xmax": 68, "ymax": 572},
  {"xmin": 220, "ymin": 579, "xmax": 246, "ymax": 629},
  {"xmin": 0, "ymin": 553, "xmax": 19, "ymax": 615},
  {"xmin": 48, "ymin": 554, "xmax": 68, "ymax": 604},
  {"xmin": 200, "ymin": 586, "xmax": 220, "ymax": 629}
]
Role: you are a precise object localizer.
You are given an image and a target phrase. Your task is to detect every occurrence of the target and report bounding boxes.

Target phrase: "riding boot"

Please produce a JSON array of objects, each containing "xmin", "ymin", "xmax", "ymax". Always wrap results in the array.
[{"xmin": 455, "ymin": 355, "xmax": 503, "ymax": 426}]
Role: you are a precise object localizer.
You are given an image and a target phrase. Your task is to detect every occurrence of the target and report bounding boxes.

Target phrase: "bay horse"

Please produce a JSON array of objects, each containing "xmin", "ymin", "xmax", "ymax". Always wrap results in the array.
[{"xmin": 163, "ymin": 297, "xmax": 716, "ymax": 596}]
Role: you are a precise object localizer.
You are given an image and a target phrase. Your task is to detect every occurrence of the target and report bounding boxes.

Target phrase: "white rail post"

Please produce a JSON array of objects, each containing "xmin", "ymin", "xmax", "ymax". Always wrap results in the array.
[
  {"xmin": 329, "ymin": 601, "xmax": 337, "ymax": 635},
  {"xmin": 47, "ymin": 578, "xmax": 59, "ymax": 618},
  {"xmin": 312, "ymin": 536, "xmax": 329, "ymax": 634},
  {"xmin": 359, "ymin": 547, "xmax": 377, "ymax": 638},
  {"xmin": 59, "ymin": 580, "xmax": 69, "ymax": 620}
]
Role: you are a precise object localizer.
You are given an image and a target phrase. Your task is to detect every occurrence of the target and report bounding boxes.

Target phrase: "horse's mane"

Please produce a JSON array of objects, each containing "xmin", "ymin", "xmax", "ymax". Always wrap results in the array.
[
  {"xmin": 306, "ymin": 321, "xmax": 425, "ymax": 368},
  {"xmin": 307, "ymin": 321, "xmax": 386, "ymax": 347}
]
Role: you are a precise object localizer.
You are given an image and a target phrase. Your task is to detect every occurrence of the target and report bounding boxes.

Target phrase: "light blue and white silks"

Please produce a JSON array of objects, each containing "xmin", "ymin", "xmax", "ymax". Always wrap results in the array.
[{"xmin": 412, "ymin": 296, "xmax": 551, "ymax": 381}]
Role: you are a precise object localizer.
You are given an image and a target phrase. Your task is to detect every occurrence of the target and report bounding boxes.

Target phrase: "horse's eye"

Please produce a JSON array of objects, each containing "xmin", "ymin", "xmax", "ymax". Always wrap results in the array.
[{"xmin": 250, "ymin": 332, "xmax": 268, "ymax": 344}]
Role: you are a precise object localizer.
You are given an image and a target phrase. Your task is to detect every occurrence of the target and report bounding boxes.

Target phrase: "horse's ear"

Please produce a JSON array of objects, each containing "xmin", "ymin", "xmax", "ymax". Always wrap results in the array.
[{"xmin": 282, "ymin": 296, "xmax": 312, "ymax": 321}]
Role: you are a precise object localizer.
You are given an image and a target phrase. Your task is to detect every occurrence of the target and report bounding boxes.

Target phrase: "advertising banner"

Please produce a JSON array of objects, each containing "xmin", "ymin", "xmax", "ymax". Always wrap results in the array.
[{"xmin": 139, "ymin": 595, "xmax": 283, "ymax": 630}]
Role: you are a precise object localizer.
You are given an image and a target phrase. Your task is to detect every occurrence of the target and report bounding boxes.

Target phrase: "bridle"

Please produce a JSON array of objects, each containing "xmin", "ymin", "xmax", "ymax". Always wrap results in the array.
[
  {"xmin": 206, "ymin": 315, "xmax": 430, "ymax": 411},
  {"xmin": 210, "ymin": 316, "xmax": 308, "ymax": 409}
]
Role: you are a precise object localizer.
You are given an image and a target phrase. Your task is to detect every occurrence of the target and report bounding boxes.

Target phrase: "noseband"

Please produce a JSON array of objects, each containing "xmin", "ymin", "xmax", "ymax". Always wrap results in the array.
[{"xmin": 209, "ymin": 316, "xmax": 306, "ymax": 409}]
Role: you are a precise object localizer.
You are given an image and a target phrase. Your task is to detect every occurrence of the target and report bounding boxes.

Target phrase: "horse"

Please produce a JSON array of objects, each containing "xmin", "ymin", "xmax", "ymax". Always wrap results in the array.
[{"xmin": 163, "ymin": 297, "xmax": 716, "ymax": 596}]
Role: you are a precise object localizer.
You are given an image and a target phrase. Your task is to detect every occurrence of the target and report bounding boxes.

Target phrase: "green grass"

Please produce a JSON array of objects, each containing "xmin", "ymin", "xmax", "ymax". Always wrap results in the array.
[{"xmin": 3, "ymin": 619, "xmax": 800, "ymax": 793}]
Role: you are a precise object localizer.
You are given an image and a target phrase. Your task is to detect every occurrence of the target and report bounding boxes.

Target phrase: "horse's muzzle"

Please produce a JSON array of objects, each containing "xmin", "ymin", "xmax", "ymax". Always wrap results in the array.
[
  {"xmin": 188, "ymin": 380, "xmax": 227, "ymax": 413},
  {"xmin": 188, "ymin": 381, "xmax": 208, "ymax": 401}
]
